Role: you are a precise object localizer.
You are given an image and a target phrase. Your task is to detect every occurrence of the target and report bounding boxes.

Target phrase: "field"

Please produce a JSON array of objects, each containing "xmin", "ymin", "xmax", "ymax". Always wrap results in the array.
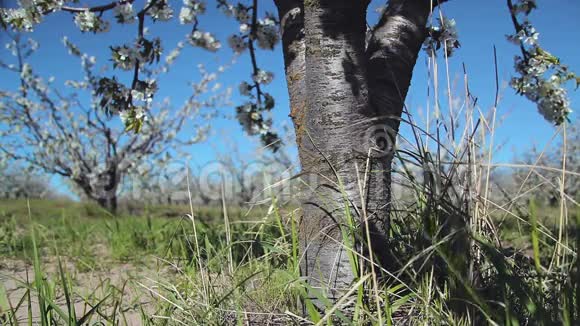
[
  {"xmin": 0, "ymin": 199, "xmax": 300, "ymax": 325},
  {"xmin": 0, "ymin": 197, "xmax": 578, "ymax": 325}
]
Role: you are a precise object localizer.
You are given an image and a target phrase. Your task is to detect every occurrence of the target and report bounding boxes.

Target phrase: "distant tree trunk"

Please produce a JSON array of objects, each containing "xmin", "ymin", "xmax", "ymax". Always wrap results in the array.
[
  {"xmin": 76, "ymin": 168, "xmax": 120, "ymax": 214},
  {"xmin": 275, "ymin": 0, "xmax": 434, "ymax": 303},
  {"xmin": 97, "ymin": 195, "xmax": 118, "ymax": 213}
]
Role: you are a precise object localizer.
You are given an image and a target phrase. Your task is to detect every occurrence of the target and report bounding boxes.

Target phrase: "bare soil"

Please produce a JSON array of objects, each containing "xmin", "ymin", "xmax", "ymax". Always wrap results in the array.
[{"xmin": 0, "ymin": 256, "xmax": 172, "ymax": 325}]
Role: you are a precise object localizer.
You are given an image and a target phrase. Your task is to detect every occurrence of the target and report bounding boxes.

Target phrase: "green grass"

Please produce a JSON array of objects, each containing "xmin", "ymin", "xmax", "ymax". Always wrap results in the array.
[
  {"xmin": 0, "ymin": 199, "xmax": 272, "ymax": 265},
  {"xmin": 0, "ymin": 198, "xmax": 297, "ymax": 325},
  {"xmin": 0, "ymin": 196, "xmax": 578, "ymax": 325}
]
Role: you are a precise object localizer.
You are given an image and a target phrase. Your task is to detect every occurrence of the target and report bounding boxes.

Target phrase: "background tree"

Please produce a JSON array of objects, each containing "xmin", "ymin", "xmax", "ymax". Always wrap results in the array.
[
  {"xmin": 511, "ymin": 122, "xmax": 579, "ymax": 206},
  {"xmin": 0, "ymin": 163, "xmax": 52, "ymax": 199},
  {"xmin": 0, "ymin": 35, "xmax": 222, "ymax": 212},
  {"xmin": 213, "ymin": 136, "xmax": 294, "ymax": 205}
]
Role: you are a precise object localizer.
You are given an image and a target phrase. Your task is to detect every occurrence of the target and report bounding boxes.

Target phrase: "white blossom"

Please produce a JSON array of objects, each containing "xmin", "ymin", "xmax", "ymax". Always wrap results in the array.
[
  {"xmin": 189, "ymin": 31, "xmax": 221, "ymax": 52},
  {"xmin": 132, "ymin": 79, "xmax": 157, "ymax": 104},
  {"xmin": 508, "ymin": 22, "xmax": 539, "ymax": 46},
  {"xmin": 27, "ymin": 38, "xmax": 39, "ymax": 51},
  {"xmin": 424, "ymin": 16, "xmax": 459, "ymax": 57},
  {"xmin": 134, "ymin": 106, "xmax": 148, "ymax": 120},
  {"xmin": 511, "ymin": 0, "xmax": 537, "ymax": 15},
  {"xmin": 112, "ymin": 46, "xmax": 136, "ymax": 70},
  {"xmin": 238, "ymin": 81, "xmax": 251, "ymax": 96},
  {"xmin": 179, "ymin": 0, "xmax": 205, "ymax": 24},
  {"xmin": 183, "ymin": 0, "xmax": 206, "ymax": 11},
  {"xmin": 165, "ymin": 47, "xmax": 181, "ymax": 65},
  {"xmin": 228, "ymin": 6, "xmax": 250, "ymax": 23},
  {"xmin": 74, "ymin": 10, "xmax": 110, "ymax": 33},
  {"xmin": 147, "ymin": 0, "xmax": 173, "ymax": 21},
  {"xmin": 239, "ymin": 23, "xmax": 250, "ymax": 33},
  {"xmin": 236, "ymin": 111, "xmax": 258, "ymax": 135},
  {"xmin": 228, "ymin": 35, "xmax": 247, "ymax": 54},
  {"xmin": 20, "ymin": 63, "xmax": 32, "ymax": 80},
  {"xmin": 255, "ymin": 18, "xmax": 279, "ymax": 50},
  {"xmin": 537, "ymin": 83, "xmax": 570, "ymax": 123},
  {"xmin": 81, "ymin": 54, "xmax": 97, "ymax": 69},
  {"xmin": 252, "ymin": 69, "xmax": 273, "ymax": 85},
  {"xmin": 62, "ymin": 37, "xmax": 82, "ymax": 57},
  {"xmin": 179, "ymin": 7, "xmax": 195, "ymax": 24},
  {"xmin": 119, "ymin": 110, "xmax": 130, "ymax": 124},
  {"xmin": 1, "ymin": 7, "xmax": 43, "ymax": 31},
  {"xmin": 511, "ymin": 51, "xmax": 574, "ymax": 125},
  {"xmin": 220, "ymin": 4, "xmax": 235, "ymax": 16},
  {"xmin": 114, "ymin": 3, "xmax": 135, "ymax": 24}
]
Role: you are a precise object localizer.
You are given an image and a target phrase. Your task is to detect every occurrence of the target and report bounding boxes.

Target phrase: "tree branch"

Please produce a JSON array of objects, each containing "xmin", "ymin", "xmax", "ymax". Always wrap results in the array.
[
  {"xmin": 46, "ymin": 0, "xmax": 134, "ymax": 14},
  {"xmin": 366, "ymin": 0, "xmax": 434, "ymax": 131},
  {"xmin": 274, "ymin": 0, "xmax": 305, "ymax": 130},
  {"xmin": 248, "ymin": 0, "xmax": 263, "ymax": 105},
  {"xmin": 506, "ymin": 0, "xmax": 530, "ymax": 60}
]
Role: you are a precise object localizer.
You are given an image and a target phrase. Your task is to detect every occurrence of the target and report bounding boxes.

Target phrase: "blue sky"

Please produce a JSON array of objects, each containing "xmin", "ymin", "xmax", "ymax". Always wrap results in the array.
[{"xmin": 1, "ymin": 0, "xmax": 579, "ymax": 193}]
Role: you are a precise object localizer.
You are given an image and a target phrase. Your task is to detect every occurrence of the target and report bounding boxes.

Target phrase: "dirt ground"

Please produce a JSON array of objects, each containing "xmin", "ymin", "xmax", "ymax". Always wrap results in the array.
[{"xmin": 0, "ymin": 257, "xmax": 172, "ymax": 325}]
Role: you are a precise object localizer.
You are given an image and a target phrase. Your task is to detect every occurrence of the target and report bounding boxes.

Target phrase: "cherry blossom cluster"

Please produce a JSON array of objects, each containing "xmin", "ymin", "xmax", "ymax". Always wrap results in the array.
[
  {"xmin": 236, "ymin": 65, "xmax": 277, "ymax": 142},
  {"xmin": 227, "ymin": 34, "xmax": 247, "ymax": 54},
  {"xmin": 146, "ymin": 0, "xmax": 173, "ymax": 21},
  {"xmin": 94, "ymin": 74, "xmax": 156, "ymax": 132},
  {"xmin": 507, "ymin": 0, "xmax": 577, "ymax": 125},
  {"xmin": 506, "ymin": 20, "xmax": 538, "ymax": 46},
  {"xmin": 222, "ymin": 4, "xmax": 279, "ymax": 55},
  {"xmin": 188, "ymin": 30, "xmax": 221, "ymax": 52},
  {"xmin": 96, "ymin": 77, "xmax": 132, "ymax": 114},
  {"xmin": 164, "ymin": 41, "xmax": 184, "ymax": 65},
  {"xmin": 1, "ymin": 8, "xmax": 40, "ymax": 31},
  {"xmin": 0, "ymin": 0, "xmax": 61, "ymax": 31},
  {"xmin": 62, "ymin": 36, "xmax": 81, "ymax": 56},
  {"xmin": 120, "ymin": 106, "xmax": 147, "ymax": 127},
  {"xmin": 252, "ymin": 69, "xmax": 273, "ymax": 85},
  {"xmin": 221, "ymin": 2, "xmax": 251, "ymax": 55},
  {"xmin": 176, "ymin": 1, "xmax": 220, "ymax": 53},
  {"xmin": 110, "ymin": 37, "xmax": 162, "ymax": 71},
  {"xmin": 424, "ymin": 16, "xmax": 460, "ymax": 57},
  {"xmin": 236, "ymin": 103, "xmax": 272, "ymax": 136},
  {"xmin": 74, "ymin": 10, "xmax": 110, "ymax": 33},
  {"xmin": 254, "ymin": 16, "xmax": 278, "ymax": 50},
  {"xmin": 114, "ymin": 3, "xmax": 135, "ymax": 24},
  {"xmin": 132, "ymin": 79, "xmax": 157, "ymax": 104},
  {"xmin": 179, "ymin": 0, "xmax": 205, "ymax": 24},
  {"xmin": 219, "ymin": 2, "xmax": 250, "ymax": 23},
  {"xmin": 510, "ymin": 0, "xmax": 536, "ymax": 15}
]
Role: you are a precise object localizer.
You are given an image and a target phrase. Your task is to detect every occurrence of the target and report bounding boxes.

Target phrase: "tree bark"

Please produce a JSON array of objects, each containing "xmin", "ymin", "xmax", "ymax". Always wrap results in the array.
[
  {"xmin": 76, "ymin": 167, "xmax": 120, "ymax": 214},
  {"xmin": 275, "ymin": 0, "xmax": 435, "ymax": 306},
  {"xmin": 97, "ymin": 195, "xmax": 118, "ymax": 213}
]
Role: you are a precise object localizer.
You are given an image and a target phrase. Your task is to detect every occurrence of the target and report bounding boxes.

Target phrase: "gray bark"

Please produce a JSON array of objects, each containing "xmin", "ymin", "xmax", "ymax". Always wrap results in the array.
[
  {"xmin": 97, "ymin": 195, "xmax": 118, "ymax": 213},
  {"xmin": 74, "ymin": 167, "xmax": 120, "ymax": 213},
  {"xmin": 274, "ymin": 0, "xmax": 436, "ymax": 306}
]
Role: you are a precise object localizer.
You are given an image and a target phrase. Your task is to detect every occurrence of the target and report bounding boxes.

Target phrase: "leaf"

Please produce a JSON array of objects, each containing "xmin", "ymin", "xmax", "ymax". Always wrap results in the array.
[{"xmin": 76, "ymin": 294, "xmax": 111, "ymax": 326}]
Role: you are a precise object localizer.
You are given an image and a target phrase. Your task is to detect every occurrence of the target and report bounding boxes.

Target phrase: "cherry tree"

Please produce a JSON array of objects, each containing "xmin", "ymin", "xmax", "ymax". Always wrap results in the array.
[
  {"xmin": 0, "ymin": 34, "xmax": 222, "ymax": 212},
  {"xmin": 512, "ymin": 122, "xmax": 579, "ymax": 205},
  {"xmin": 0, "ymin": 162, "xmax": 52, "ymax": 199},
  {"xmin": 0, "ymin": 0, "xmax": 577, "ymax": 305}
]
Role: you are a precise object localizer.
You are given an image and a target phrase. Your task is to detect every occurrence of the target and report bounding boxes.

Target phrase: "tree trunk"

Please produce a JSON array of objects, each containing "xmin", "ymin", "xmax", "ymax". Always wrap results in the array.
[
  {"xmin": 275, "ymin": 0, "xmax": 434, "ymax": 305},
  {"xmin": 97, "ymin": 195, "xmax": 118, "ymax": 213},
  {"xmin": 77, "ymin": 168, "xmax": 120, "ymax": 214}
]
